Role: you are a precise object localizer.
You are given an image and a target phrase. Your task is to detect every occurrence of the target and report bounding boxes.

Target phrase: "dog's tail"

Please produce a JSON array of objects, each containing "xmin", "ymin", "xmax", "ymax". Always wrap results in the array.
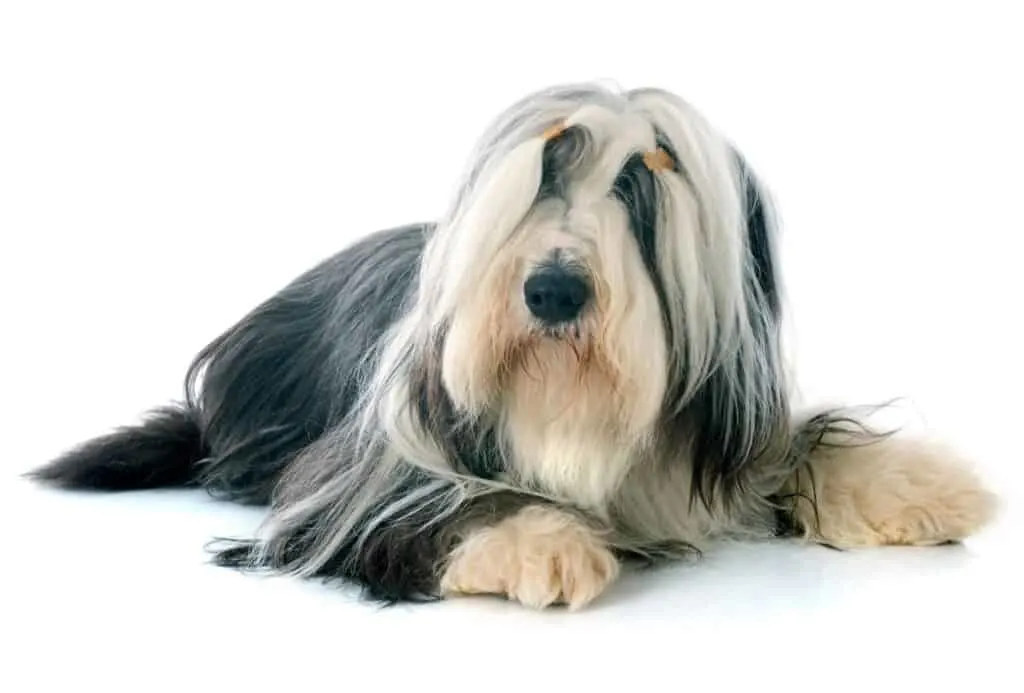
[{"xmin": 27, "ymin": 404, "xmax": 207, "ymax": 491}]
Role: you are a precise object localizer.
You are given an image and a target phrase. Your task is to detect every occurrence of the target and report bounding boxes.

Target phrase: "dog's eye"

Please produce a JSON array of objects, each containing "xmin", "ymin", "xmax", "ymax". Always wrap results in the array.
[{"xmin": 540, "ymin": 126, "xmax": 590, "ymax": 197}]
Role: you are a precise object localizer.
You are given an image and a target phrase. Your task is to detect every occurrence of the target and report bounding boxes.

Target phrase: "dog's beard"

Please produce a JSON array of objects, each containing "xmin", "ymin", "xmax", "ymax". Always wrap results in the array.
[
  {"xmin": 501, "ymin": 324, "xmax": 618, "ymax": 427},
  {"xmin": 500, "ymin": 319, "xmax": 595, "ymax": 386}
]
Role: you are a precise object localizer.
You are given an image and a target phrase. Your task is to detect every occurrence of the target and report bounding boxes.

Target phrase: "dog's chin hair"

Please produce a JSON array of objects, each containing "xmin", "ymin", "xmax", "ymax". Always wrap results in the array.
[
  {"xmin": 538, "ymin": 321, "xmax": 586, "ymax": 345},
  {"xmin": 501, "ymin": 322, "xmax": 593, "ymax": 381}
]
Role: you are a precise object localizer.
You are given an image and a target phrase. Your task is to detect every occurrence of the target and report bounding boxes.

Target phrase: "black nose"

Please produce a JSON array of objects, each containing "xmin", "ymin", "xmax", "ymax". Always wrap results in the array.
[{"xmin": 523, "ymin": 269, "xmax": 590, "ymax": 325}]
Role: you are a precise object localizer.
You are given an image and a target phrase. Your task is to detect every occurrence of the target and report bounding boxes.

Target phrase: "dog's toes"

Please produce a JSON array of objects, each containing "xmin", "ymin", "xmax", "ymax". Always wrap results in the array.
[{"xmin": 440, "ymin": 505, "xmax": 619, "ymax": 610}]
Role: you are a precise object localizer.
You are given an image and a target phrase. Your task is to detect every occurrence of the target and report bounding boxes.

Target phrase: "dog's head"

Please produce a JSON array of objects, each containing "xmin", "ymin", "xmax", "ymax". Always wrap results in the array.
[{"xmin": 386, "ymin": 84, "xmax": 789, "ymax": 507}]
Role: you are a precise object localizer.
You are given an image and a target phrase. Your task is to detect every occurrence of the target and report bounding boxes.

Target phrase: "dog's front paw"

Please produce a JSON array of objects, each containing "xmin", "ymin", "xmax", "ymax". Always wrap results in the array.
[{"xmin": 439, "ymin": 505, "xmax": 619, "ymax": 610}]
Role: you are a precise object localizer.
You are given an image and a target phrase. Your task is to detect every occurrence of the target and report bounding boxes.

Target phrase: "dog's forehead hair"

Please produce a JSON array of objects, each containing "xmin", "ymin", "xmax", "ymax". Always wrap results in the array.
[
  {"xmin": 514, "ymin": 139, "xmax": 666, "ymax": 288},
  {"xmin": 559, "ymin": 119, "xmax": 658, "ymax": 199},
  {"xmin": 560, "ymin": 137, "xmax": 663, "ymax": 244}
]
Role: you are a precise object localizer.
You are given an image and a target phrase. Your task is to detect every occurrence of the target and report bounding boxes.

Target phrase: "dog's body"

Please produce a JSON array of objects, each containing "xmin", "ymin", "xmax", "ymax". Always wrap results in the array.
[{"xmin": 31, "ymin": 83, "xmax": 998, "ymax": 609}]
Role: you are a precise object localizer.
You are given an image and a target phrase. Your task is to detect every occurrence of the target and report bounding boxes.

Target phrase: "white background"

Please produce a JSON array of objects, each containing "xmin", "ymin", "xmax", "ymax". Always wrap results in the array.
[{"xmin": 1, "ymin": 1, "xmax": 1021, "ymax": 691}]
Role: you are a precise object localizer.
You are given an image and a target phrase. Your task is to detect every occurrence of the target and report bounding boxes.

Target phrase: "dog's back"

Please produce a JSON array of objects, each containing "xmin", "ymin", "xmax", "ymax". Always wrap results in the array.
[{"xmin": 29, "ymin": 222, "xmax": 430, "ymax": 504}]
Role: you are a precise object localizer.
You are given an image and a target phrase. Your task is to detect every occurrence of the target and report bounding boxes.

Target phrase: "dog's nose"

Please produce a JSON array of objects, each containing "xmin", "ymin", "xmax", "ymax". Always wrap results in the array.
[{"xmin": 524, "ymin": 269, "xmax": 590, "ymax": 325}]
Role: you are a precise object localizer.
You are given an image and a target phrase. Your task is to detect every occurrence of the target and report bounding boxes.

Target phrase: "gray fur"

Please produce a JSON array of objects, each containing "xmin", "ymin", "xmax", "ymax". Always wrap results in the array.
[{"xmin": 187, "ymin": 223, "xmax": 429, "ymax": 506}]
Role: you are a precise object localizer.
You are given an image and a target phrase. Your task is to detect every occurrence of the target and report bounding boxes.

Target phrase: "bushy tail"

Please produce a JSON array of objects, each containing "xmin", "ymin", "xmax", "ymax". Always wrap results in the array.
[{"xmin": 27, "ymin": 404, "xmax": 207, "ymax": 491}]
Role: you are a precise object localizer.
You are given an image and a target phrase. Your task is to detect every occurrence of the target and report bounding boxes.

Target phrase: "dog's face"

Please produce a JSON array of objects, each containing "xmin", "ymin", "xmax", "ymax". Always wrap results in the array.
[
  {"xmin": 440, "ymin": 124, "xmax": 671, "ymax": 444},
  {"xmin": 393, "ymin": 85, "xmax": 787, "ymax": 507}
]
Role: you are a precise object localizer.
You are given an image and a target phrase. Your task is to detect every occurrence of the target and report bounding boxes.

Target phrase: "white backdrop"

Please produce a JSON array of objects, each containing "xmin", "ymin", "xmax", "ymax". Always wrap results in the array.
[{"xmin": 2, "ymin": 2, "xmax": 1021, "ymax": 691}]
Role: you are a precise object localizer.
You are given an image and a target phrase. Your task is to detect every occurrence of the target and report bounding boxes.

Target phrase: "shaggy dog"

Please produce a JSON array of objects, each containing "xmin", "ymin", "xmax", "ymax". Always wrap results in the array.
[{"xmin": 30, "ymin": 82, "xmax": 998, "ymax": 609}]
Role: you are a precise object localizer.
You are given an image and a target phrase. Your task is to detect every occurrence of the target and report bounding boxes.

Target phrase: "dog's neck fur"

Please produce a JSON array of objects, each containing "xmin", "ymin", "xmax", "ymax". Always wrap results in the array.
[{"xmin": 496, "ymin": 338, "xmax": 658, "ymax": 511}]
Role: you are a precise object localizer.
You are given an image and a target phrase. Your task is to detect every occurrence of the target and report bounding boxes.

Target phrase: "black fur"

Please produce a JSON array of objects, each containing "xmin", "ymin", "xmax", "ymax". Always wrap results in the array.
[
  {"xmin": 611, "ymin": 151, "xmax": 673, "ymax": 337},
  {"xmin": 184, "ymin": 223, "xmax": 428, "ymax": 505},
  {"xmin": 212, "ymin": 485, "xmax": 546, "ymax": 602},
  {"xmin": 734, "ymin": 150, "xmax": 781, "ymax": 317},
  {"xmin": 408, "ymin": 329, "xmax": 506, "ymax": 481},
  {"xmin": 672, "ymin": 154, "xmax": 789, "ymax": 509},
  {"xmin": 30, "ymin": 225, "xmax": 429, "ymax": 505},
  {"xmin": 29, "ymin": 405, "xmax": 206, "ymax": 490}
]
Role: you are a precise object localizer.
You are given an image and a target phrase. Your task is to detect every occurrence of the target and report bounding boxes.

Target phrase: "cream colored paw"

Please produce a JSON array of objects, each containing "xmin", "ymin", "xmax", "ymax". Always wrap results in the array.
[
  {"xmin": 789, "ymin": 437, "xmax": 999, "ymax": 548},
  {"xmin": 439, "ymin": 505, "xmax": 619, "ymax": 610}
]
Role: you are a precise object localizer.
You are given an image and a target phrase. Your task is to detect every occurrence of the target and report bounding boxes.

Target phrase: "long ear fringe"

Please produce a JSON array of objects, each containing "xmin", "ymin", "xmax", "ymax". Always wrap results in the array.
[
  {"xmin": 650, "ymin": 168, "xmax": 723, "ymax": 401},
  {"xmin": 651, "ymin": 151, "xmax": 790, "ymax": 511}
]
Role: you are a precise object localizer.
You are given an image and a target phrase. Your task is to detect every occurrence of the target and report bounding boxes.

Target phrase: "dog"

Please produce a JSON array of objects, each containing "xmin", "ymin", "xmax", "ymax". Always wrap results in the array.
[{"xmin": 29, "ymin": 82, "xmax": 998, "ymax": 610}]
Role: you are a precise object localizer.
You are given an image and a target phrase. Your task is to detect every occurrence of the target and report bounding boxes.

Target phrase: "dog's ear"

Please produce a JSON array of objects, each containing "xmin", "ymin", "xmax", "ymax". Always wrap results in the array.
[
  {"xmin": 669, "ymin": 150, "xmax": 789, "ymax": 509},
  {"xmin": 734, "ymin": 150, "xmax": 782, "ymax": 319},
  {"xmin": 679, "ymin": 354, "xmax": 788, "ymax": 510}
]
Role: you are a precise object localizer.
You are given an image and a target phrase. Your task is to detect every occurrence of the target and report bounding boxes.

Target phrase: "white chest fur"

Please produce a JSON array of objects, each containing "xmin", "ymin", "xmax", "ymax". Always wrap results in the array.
[{"xmin": 498, "ymin": 341, "xmax": 648, "ymax": 510}]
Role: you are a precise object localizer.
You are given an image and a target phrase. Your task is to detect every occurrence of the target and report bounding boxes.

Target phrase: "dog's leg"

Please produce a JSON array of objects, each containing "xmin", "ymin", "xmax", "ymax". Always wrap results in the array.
[
  {"xmin": 439, "ymin": 505, "xmax": 619, "ymax": 610},
  {"xmin": 783, "ymin": 435, "xmax": 999, "ymax": 548}
]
